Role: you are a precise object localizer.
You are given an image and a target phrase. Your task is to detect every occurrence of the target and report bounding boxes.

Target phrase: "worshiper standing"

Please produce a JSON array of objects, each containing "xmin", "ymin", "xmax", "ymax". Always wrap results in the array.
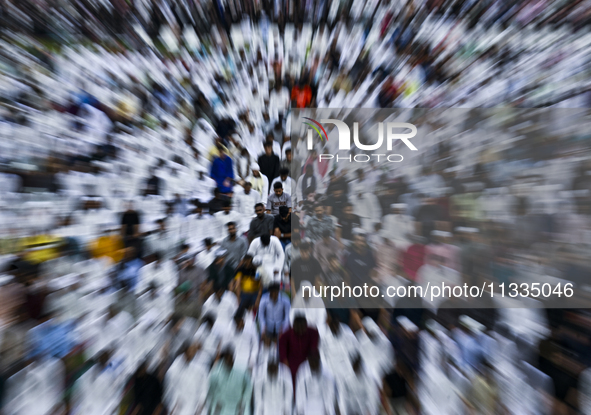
[
  {"xmin": 266, "ymin": 182, "xmax": 292, "ymax": 215},
  {"xmin": 164, "ymin": 342, "xmax": 209, "ymax": 415},
  {"xmin": 295, "ymin": 352, "xmax": 337, "ymax": 415},
  {"xmin": 214, "ymin": 201, "xmax": 243, "ymax": 241},
  {"xmin": 296, "ymin": 164, "xmax": 317, "ymax": 206},
  {"xmin": 206, "ymin": 249, "xmax": 235, "ymax": 292},
  {"xmin": 336, "ymin": 203, "xmax": 362, "ymax": 246},
  {"xmin": 336, "ymin": 354, "xmax": 381, "ymax": 415},
  {"xmin": 220, "ymin": 221, "xmax": 248, "ymax": 270},
  {"xmin": 120, "ymin": 199, "xmax": 142, "ymax": 251},
  {"xmin": 273, "ymin": 206, "xmax": 292, "ymax": 249},
  {"xmin": 258, "ymin": 283, "xmax": 291, "ymax": 338},
  {"xmin": 320, "ymin": 313, "xmax": 360, "ymax": 380},
  {"xmin": 270, "ymin": 168, "xmax": 295, "ymax": 196},
  {"xmin": 210, "ymin": 146, "xmax": 234, "ymax": 195},
  {"xmin": 254, "ymin": 359, "xmax": 293, "ymax": 415},
  {"xmin": 233, "ymin": 254, "xmax": 263, "ymax": 309},
  {"xmin": 247, "ymin": 234, "xmax": 285, "ymax": 287},
  {"xmin": 114, "ymin": 246, "xmax": 145, "ymax": 292},
  {"xmin": 206, "ymin": 348, "xmax": 253, "ymax": 415},
  {"xmin": 344, "ymin": 229, "xmax": 377, "ymax": 289},
  {"xmin": 258, "ymin": 141, "xmax": 281, "ymax": 185},
  {"xmin": 305, "ymin": 203, "xmax": 335, "ymax": 243},
  {"xmin": 249, "ymin": 203, "xmax": 275, "ymax": 243},
  {"xmin": 279, "ymin": 315, "xmax": 320, "ymax": 385},
  {"xmin": 290, "ymin": 241, "xmax": 323, "ymax": 293},
  {"xmin": 247, "ymin": 164, "xmax": 269, "ymax": 206}
]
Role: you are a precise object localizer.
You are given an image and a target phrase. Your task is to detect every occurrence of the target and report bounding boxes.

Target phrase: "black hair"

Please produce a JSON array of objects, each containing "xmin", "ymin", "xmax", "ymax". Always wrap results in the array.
[{"xmin": 273, "ymin": 181, "xmax": 283, "ymax": 189}]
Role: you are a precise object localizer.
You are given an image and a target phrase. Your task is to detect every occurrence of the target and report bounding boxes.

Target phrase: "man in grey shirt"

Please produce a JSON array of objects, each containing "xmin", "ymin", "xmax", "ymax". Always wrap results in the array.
[
  {"xmin": 220, "ymin": 221, "xmax": 248, "ymax": 270},
  {"xmin": 249, "ymin": 202, "xmax": 274, "ymax": 243},
  {"xmin": 266, "ymin": 182, "xmax": 292, "ymax": 215}
]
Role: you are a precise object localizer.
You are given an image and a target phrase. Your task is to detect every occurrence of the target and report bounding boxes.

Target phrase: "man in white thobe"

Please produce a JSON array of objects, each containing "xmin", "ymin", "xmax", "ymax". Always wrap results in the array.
[
  {"xmin": 254, "ymin": 359, "xmax": 293, "ymax": 415},
  {"xmin": 164, "ymin": 342, "xmax": 209, "ymax": 415},
  {"xmin": 247, "ymin": 234, "xmax": 285, "ymax": 285},
  {"xmin": 295, "ymin": 353, "xmax": 337, "ymax": 415},
  {"xmin": 320, "ymin": 314, "xmax": 360, "ymax": 380}
]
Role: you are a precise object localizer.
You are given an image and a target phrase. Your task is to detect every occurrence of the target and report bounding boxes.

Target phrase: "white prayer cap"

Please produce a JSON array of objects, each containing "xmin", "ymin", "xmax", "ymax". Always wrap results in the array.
[
  {"xmin": 396, "ymin": 316, "xmax": 418, "ymax": 333},
  {"xmin": 390, "ymin": 203, "xmax": 407, "ymax": 209},
  {"xmin": 251, "ymin": 162, "xmax": 260, "ymax": 171},
  {"xmin": 431, "ymin": 230, "xmax": 452, "ymax": 238},
  {"xmin": 459, "ymin": 315, "xmax": 485, "ymax": 333}
]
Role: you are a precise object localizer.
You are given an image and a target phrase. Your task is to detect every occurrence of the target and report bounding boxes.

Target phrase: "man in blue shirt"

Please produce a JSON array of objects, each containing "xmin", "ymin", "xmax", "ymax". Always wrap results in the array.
[
  {"xmin": 258, "ymin": 283, "xmax": 291, "ymax": 338},
  {"xmin": 115, "ymin": 247, "xmax": 144, "ymax": 292},
  {"xmin": 210, "ymin": 146, "xmax": 234, "ymax": 194}
]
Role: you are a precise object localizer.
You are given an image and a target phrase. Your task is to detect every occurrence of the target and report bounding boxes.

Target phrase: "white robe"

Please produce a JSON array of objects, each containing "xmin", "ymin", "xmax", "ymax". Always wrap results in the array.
[
  {"xmin": 319, "ymin": 323, "xmax": 360, "ymax": 379},
  {"xmin": 253, "ymin": 364, "xmax": 293, "ymax": 415},
  {"xmin": 4, "ymin": 358, "xmax": 65, "ymax": 415},
  {"xmin": 295, "ymin": 362, "xmax": 337, "ymax": 415},
  {"xmin": 164, "ymin": 355, "xmax": 210, "ymax": 415}
]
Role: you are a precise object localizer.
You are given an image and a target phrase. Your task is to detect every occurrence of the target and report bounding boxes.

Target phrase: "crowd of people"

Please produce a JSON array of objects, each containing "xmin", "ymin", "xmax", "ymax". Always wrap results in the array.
[{"xmin": 2, "ymin": 0, "xmax": 591, "ymax": 414}]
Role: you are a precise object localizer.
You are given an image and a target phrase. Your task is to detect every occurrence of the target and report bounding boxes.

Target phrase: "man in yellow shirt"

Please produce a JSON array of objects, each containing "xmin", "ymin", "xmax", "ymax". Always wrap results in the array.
[
  {"xmin": 232, "ymin": 254, "xmax": 262, "ymax": 309},
  {"xmin": 90, "ymin": 225, "xmax": 125, "ymax": 263}
]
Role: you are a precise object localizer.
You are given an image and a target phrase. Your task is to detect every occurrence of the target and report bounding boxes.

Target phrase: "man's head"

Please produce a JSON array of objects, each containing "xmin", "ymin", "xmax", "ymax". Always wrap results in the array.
[
  {"xmin": 220, "ymin": 347, "xmax": 234, "ymax": 368},
  {"xmin": 204, "ymin": 237, "xmax": 214, "ymax": 250},
  {"xmin": 264, "ymin": 141, "xmax": 273, "ymax": 156},
  {"xmin": 305, "ymin": 165, "xmax": 314, "ymax": 177},
  {"xmin": 260, "ymin": 233, "xmax": 271, "ymax": 247},
  {"xmin": 227, "ymin": 221, "xmax": 237, "ymax": 238},
  {"xmin": 279, "ymin": 168, "xmax": 289, "ymax": 181},
  {"xmin": 267, "ymin": 359, "xmax": 279, "ymax": 377},
  {"xmin": 343, "ymin": 203, "xmax": 353, "ymax": 216},
  {"xmin": 214, "ymin": 287, "xmax": 226, "ymax": 300},
  {"xmin": 353, "ymin": 230, "xmax": 367, "ymax": 251},
  {"xmin": 279, "ymin": 206, "xmax": 290, "ymax": 221},
  {"xmin": 273, "ymin": 182, "xmax": 283, "ymax": 197},
  {"xmin": 251, "ymin": 163, "xmax": 261, "ymax": 177},
  {"xmin": 242, "ymin": 254, "xmax": 253, "ymax": 267},
  {"xmin": 299, "ymin": 241, "xmax": 311, "ymax": 259},
  {"xmin": 222, "ymin": 199, "xmax": 232, "ymax": 214},
  {"xmin": 157, "ymin": 218, "xmax": 167, "ymax": 232},
  {"xmin": 293, "ymin": 315, "xmax": 308, "ymax": 335},
  {"xmin": 322, "ymin": 229, "xmax": 332, "ymax": 242},
  {"xmin": 268, "ymin": 283, "xmax": 281, "ymax": 302},
  {"xmin": 255, "ymin": 203, "xmax": 265, "ymax": 219},
  {"xmin": 285, "ymin": 149, "xmax": 292, "ymax": 162},
  {"xmin": 291, "ymin": 232, "xmax": 301, "ymax": 247},
  {"xmin": 244, "ymin": 181, "xmax": 252, "ymax": 194},
  {"xmin": 314, "ymin": 204, "xmax": 324, "ymax": 218}
]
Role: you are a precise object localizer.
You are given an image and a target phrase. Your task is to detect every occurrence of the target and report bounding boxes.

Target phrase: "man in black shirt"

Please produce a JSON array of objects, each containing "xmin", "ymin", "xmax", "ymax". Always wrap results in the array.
[
  {"xmin": 338, "ymin": 203, "xmax": 362, "ymax": 245},
  {"xmin": 273, "ymin": 206, "xmax": 292, "ymax": 249},
  {"xmin": 414, "ymin": 197, "xmax": 445, "ymax": 241},
  {"xmin": 258, "ymin": 141, "xmax": 281, "ymax": 184},
  {"xmin": 291, "ymin": 242, "xmax": 323, "ymax": 291},
  {"xmin": 120, "ymin": 200, "xmax": 142, "ymax": 254},
  {"xmin": 208, "ymin": 188, "xmax": 228, "ymax": 215},
  {"xmin": 249, "ymin": 203, "xmax": 274, "ymax": 243},
  {"xmin": 145, "ymin": 167, "xmax": 161, "ymax": 196},
  {"xmin": 207, "ymin": 250, "xmax": 235, "ymax": 291},
  {"xmin": 344, "ymin": 229, "xmax": 376, "ymax": 288}
]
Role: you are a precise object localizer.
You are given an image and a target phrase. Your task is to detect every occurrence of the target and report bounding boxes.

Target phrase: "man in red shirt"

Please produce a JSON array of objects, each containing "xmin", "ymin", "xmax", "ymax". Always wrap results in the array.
[{"xmin": 279, "ymin": 315, "xmax": 319, "ymax": 384}]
